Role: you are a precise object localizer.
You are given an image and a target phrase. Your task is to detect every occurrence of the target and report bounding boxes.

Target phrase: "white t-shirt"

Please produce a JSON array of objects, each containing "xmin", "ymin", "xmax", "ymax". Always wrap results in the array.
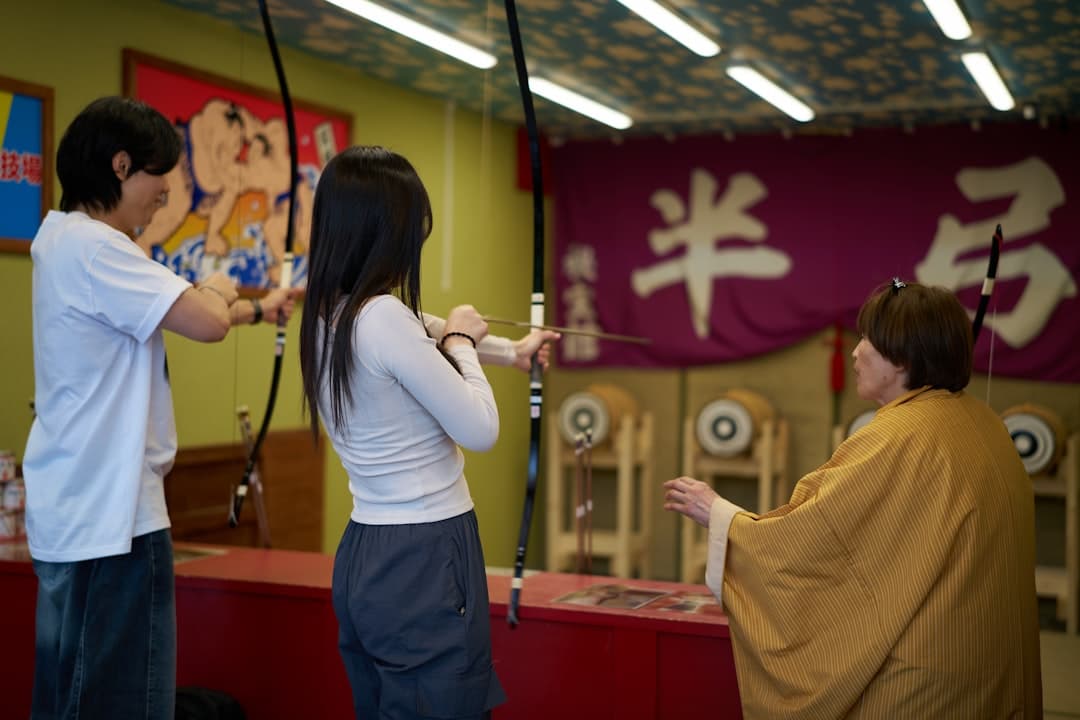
[
  {"xmin": 320, "ymin": 296, "xmax": 500, "ymax": 525},
  {"xmin": 24, "ymin": 211, "xmax": 191, "ymax": 562}
]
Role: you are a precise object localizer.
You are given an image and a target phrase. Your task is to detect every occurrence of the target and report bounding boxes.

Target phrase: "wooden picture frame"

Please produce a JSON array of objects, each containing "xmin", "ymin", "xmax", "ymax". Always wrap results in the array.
[
  {"xmin": 122, "ymin": 48, "xmax": 352, "ymax": 290},
  {"xmin": 0, "ymin": 74, "xmax": 53, "ymax": 253}
]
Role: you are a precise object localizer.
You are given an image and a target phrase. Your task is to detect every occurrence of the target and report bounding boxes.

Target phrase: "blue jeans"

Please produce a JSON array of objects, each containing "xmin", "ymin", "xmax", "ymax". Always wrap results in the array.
[{"xmin": 31, "ymin": 529, "xmax": 176, "ymax": 720}]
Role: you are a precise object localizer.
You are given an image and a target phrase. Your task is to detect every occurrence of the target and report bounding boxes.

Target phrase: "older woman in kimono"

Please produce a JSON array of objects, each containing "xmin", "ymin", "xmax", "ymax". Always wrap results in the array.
[{"xmin": 665, "ymin": 280, "xmax": 1041, "ymax": 719}]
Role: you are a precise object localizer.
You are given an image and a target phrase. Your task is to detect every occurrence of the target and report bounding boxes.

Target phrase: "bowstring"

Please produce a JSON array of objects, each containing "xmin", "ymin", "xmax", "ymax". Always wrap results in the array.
[{"xmin": 985, "ymin": 302, "xmax": 997, "ymax": 406}]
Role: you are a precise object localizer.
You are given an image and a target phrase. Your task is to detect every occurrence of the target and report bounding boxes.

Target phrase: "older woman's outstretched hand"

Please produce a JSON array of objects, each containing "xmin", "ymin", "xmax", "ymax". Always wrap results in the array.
[{"xmin": 663, "ymin": 477, "xmax": 718, "ymax": 528}]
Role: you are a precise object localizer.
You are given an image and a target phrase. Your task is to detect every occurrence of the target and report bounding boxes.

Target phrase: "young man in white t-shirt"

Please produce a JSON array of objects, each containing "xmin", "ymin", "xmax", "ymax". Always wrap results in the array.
[{"xmin": 22, "ymin": 96, "xmax": 293, "ymax": 720}]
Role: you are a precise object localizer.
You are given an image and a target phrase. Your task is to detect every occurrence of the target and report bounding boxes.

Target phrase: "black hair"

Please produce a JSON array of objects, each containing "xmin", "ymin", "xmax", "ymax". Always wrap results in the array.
[
  {"xmin": 299, "ymin": 145, "xmax": 435, "ymax": 438},
  {"xmin": 57, "ymin": 96, "xmax": 181, "ymax": 213}
]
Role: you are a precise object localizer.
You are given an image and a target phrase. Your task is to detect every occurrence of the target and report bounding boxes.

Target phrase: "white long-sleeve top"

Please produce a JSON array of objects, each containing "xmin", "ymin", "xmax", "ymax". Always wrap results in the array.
[
  {"xmin": 319, "ymin": 295, "xmax": 500, "ymax": 525},
  {"xmin": 422, "ymin": 312, "xmax": 516, "ymax": 367}
]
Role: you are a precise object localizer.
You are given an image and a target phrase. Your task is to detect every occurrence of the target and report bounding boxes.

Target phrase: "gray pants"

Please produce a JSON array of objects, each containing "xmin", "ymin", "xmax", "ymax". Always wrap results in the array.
[{"xmin": 332, "ymin": 510, "xmax": 506, "ymax": 719}]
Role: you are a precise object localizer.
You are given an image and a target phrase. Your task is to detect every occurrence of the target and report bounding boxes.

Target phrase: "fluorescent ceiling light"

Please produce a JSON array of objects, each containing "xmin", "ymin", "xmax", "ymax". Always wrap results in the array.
[
  {"xmin": 961, "ymin": 52, "xmax": 1015, "ymax": 111},
  {"xmin": 529, "ymin": 78, "xmax": 633, "ymax": 130},
  {"xmin": 921, "ymin": 0, "xmax": 972, "ymax": 40},
  {"xmin": 615, "ymin": 0, "xmax": 720, "ymax": 57},
  {"xmin": 725, "ymin": 66, "xmax": 815, "ymax": 123},
  {"xmin": 325, "ymin": 0, "xmax": 496, "ymax": 69}
]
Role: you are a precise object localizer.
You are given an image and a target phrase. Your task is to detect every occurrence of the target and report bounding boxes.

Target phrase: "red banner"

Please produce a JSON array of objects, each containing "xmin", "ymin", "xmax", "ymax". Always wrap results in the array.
[{"xmin": 552, "ymin": 123, "xmax": 1080, "ymax": 382}]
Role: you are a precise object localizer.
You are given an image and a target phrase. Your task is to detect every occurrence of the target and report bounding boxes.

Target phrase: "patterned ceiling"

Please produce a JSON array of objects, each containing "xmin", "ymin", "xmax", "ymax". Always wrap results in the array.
[{"xmin": 166, "ymin": 0, "xmax": 1080, "ymax": 139}]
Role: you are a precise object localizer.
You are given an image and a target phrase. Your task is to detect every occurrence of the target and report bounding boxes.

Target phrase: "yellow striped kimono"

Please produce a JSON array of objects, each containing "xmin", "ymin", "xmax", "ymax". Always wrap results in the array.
[{"xmin": 709, "ymin": 387, "xmax": 1042, "ymax": 718}]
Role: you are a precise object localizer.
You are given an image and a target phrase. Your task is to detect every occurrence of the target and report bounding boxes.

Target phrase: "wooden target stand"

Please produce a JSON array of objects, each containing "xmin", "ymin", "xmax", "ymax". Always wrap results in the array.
[
  {"xmin": 545, "ymin": 391, "xmax": 654, "ymax": 579},
  {"xmin": 1035, "ymin": 433, "xmax": 1080, "ymax": 634},
  {"xmin": 1005, "ymin": 403, "xmax": 1080, "ymax": 634},
  {"xmin": 679, "ymin": 393, "xmax": 789, "ymax": 584}
]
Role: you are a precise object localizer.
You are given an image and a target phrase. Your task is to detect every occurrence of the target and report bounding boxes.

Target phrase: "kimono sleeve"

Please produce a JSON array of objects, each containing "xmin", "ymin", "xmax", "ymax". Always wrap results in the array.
[{"xmin": 720, "ymin": 421, "xmax": 953, "ymax": 718}]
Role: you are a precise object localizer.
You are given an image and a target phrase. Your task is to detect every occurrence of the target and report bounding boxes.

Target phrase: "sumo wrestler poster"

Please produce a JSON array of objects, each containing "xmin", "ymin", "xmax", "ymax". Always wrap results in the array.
[{"xmin": 123, "ymin": 49, "xmax": 351, "ymax": 289}]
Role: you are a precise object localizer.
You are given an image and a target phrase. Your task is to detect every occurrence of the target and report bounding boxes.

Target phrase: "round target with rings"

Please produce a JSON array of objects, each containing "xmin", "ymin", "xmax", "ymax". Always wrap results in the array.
[
  {"xmin": 558, "ymin": 392, "xmax": 610, "ymax": 446},
  {"xmin": 1002, "ymin": 411, "xmax": 1060, "ymax": 476},
  {"xmin": 696, "ymin": 399, "xmax": 754, "ymax": 457}
]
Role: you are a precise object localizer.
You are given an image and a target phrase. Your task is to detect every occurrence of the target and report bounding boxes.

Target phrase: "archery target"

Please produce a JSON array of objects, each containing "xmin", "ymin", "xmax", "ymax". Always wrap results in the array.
[
  {"xmin": 696, "ymin": 399, "xmax": 755, "ymax": 457},
  {"xmin": 557, "ymin": 385, "xmax": 639, "ymax": 447},
  {"xmin": 558, "ymin": 392, "xmax": 610, "ymax": 446},
  {"xmin": 1001, "ymin": 404, "xmax": 1066, "ymax": 476},
  {"xmin": 846, "ymin": 410, "xmax": 877, "ymax": 439}
]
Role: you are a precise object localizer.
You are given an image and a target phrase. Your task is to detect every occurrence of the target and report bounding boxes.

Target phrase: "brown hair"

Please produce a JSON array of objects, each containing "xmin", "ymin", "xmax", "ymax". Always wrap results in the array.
[{"xmin": 856, "ymin": 281, "xmax": 973, "ymax": 392}]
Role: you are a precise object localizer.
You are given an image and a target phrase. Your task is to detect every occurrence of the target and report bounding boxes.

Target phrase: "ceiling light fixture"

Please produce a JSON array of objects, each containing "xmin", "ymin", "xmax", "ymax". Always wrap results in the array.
[
  {"xmin": 529, "ymin": 78, "xmax": 633, "ymax": 130},
  {"xmin": 615, "ymin": 0, "xmax": 720, "ymax": 57},
  {"xmin": 324, "ymin": 0, "xmax": 497, "ymax": 69},
  {"xmin": 725, "ymin": 66, "xmax": 815, "ymax": 123},
  {"xmin": 921, "ymin": 0, "xmax": 972, "ymax": 40},
  {"xmin": 961, "ymin": 52, "xmax": 1015, "ymax": 111}
]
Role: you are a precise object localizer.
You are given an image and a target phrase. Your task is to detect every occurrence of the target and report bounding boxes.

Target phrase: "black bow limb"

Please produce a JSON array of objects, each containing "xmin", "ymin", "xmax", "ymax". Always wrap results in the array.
[
  {"xmin": 504, "ymin": 0, "xmax": 546, "ymax": 628},
  {"xmin": 971, "ymin": 224, "xmax": 1002, "ymax": 344},
  {"xmin": 229, "ymin": 0, "xmax": 299, "ymax": 528}
]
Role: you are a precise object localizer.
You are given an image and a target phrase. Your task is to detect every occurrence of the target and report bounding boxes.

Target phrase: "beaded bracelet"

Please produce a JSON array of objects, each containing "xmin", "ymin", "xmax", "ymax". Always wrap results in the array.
[{"xmin": 441, "ymin": 331, "xmax": 477, "ymax": 349}]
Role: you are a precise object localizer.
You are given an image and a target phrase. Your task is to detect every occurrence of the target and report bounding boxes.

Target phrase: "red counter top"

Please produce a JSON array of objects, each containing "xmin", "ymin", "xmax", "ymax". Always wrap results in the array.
[{"xmin": 1, "ymin": 544, "xmax": 741, "ymax": 719}]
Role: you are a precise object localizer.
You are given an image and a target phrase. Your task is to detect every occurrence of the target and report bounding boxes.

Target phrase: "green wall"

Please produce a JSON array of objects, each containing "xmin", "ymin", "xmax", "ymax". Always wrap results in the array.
[{"xmin": 0, "ymin": 0, "xmax": 541, "ymax": 566}]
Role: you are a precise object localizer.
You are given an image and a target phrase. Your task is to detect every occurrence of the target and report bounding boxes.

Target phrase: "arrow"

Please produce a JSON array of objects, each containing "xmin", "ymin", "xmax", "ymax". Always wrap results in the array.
[{"xmin": 482, "ymin": 316, "xmax": 652, "ymax": 345}]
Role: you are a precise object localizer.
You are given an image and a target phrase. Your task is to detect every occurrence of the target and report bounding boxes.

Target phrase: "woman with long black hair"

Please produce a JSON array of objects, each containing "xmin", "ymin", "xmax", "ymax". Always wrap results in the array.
[{"xmin": 300, "ymin": 145, "xmax": 554, "ymax": 719}]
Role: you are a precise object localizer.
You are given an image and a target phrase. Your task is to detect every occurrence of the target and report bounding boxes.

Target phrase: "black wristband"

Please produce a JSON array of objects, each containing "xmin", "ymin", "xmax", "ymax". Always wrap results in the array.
[
  {"xmin": 441, "ymin": 331, "xmax": 476, "ymax": 349},
  {"xmin": 250, "ymin": 297, "xmax": 263, "ymax": 325}
]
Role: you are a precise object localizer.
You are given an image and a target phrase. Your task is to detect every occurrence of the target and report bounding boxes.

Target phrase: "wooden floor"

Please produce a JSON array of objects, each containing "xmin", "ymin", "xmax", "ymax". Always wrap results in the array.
[{"xmin": 1043, "ymin": 630, "xmax": 1080, "ymax": 719}]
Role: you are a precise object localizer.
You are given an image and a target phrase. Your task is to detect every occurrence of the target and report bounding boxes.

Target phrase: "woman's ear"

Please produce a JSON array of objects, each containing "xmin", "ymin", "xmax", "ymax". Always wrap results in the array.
[{"xmin": 112, "ymin": 151, "xmax": 132, "ymax": 180}]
